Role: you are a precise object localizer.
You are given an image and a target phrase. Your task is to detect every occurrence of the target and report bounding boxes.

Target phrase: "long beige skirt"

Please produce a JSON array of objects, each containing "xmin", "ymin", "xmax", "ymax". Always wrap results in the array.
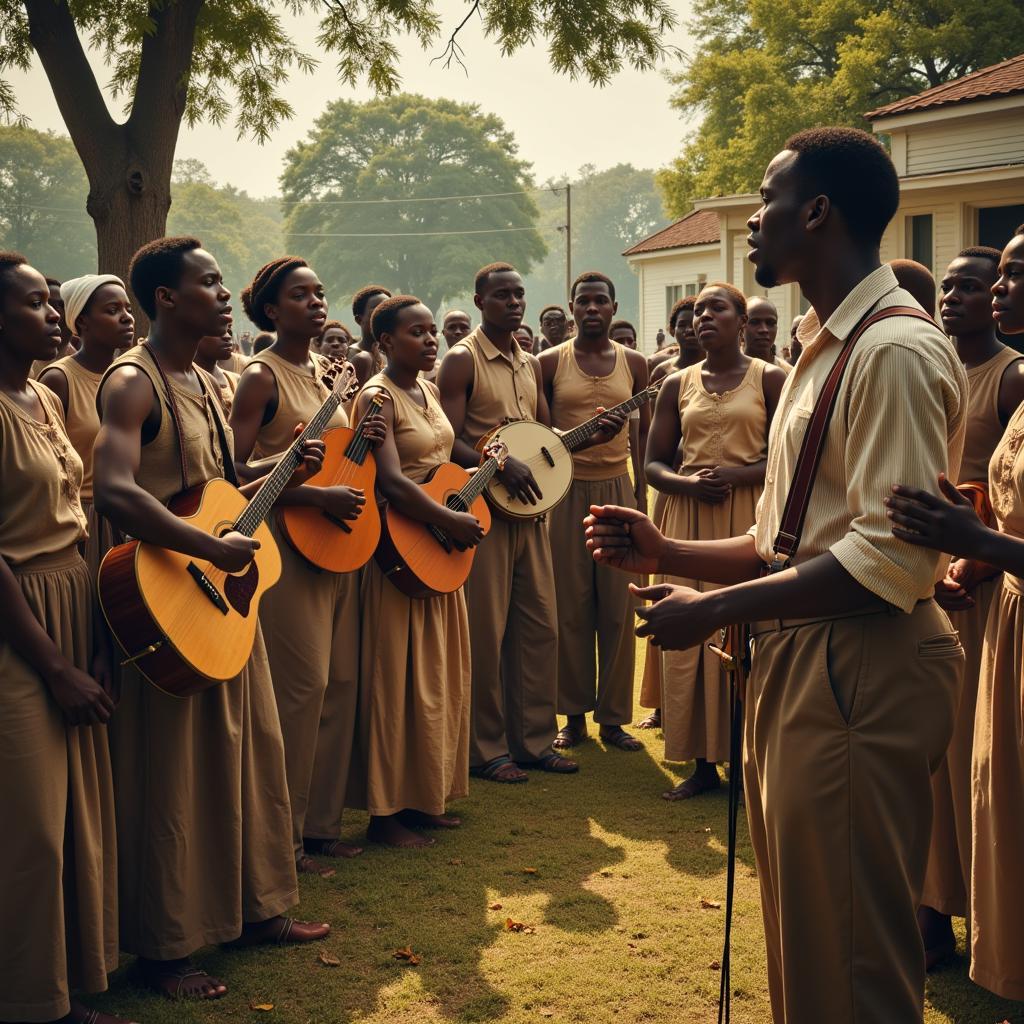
[
  {"xmin": 657, "ymin": 483, "xmax": 760, "ymax": 763},
  {"xmin": 349, "ymin": 560, "xmax": 471, "ymax": 817},
  {"xmin": 0, "ymin": 548, "xmax": 118, "ymax": 1022},
  {"xmin": 110, "ymin": 624, "xmax": 298, "ymax": 960},
  {"xmin": 971, "ymin": 574, "xmax": 1024, "ymax": 998}
]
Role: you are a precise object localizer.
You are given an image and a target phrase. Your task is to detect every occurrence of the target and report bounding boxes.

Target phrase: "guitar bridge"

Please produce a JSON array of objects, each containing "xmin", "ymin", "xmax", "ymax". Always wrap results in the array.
[
  {"xmin": 427, "ymin": 524, "xmax": 453, "ymax": 553},
  {"xmin": 540, "ymin": 446, "xmax": 555, "ymax": 467},
  {"xmin": 321, "ymin": 510, "xmax": 354, "ymax": 534},
  {"xmin": 187, "ymin": 561, "xmax": 229, "ymax": 614}
]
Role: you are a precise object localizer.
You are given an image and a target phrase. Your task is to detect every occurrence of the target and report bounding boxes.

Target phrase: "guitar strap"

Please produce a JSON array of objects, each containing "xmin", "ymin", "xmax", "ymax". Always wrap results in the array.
[{"xmin": 716, "ymin": 303, "xmax": 937, "ymax": 1024}]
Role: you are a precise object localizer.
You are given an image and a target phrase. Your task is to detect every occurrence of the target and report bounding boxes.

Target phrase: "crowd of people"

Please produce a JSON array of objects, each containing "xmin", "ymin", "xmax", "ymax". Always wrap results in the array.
[{"xmin": 1, "ymin": 123, "xmax": 1023, "ymax": 1024}]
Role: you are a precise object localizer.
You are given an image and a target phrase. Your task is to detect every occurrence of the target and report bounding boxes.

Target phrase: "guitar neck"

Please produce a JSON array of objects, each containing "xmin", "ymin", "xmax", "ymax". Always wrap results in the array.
[
  {"xmin": 457, "ymin": 456, "xmax": 502, "ymax": 507},
  {"xmin": 234, "ymin": 392, "xmax": 342, "ymax": 537},
  {"xmin": 563, "ymin": 388, "xmax": 655, "ymax": 452},
  {"xmin": 344, "ymin": 395, "xmax": 385, "ymax": 466}
]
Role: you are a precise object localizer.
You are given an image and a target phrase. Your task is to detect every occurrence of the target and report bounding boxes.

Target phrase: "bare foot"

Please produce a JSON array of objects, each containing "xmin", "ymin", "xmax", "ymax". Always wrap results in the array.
[
  {"xmin": 304, "ymin": 837, "xmax": 364, "ymax": 858},
  {"xmin": 397, "ymin": 809, "xmax": 462, "ymax": 829},
  {"xmin": 635, "ymin": 709, "xmax": 662, "ymax": 730},
  {"xmin": 367, "ymin": 814, "xmax": 437, "ymax": 848},
  {"xmin": 137, "ymin": 957, "xmax": 227, "ymax": 1000},
  {"xmin": 296, "ymin": 853, "xmax": 336, "ymax": 877}
]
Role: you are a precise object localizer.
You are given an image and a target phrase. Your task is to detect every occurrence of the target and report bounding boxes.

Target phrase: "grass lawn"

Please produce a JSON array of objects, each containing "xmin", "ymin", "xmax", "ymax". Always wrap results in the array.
[{"xmin": 93, "ymin": 660, "xmax": 1024, "ymax": 1024}]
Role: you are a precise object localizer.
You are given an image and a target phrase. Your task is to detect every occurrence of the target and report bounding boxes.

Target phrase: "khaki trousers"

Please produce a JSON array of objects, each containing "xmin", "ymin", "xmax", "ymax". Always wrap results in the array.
[
  {"xmin": 921, "ymin": 574, "xmax": 998, "ymax": 916},
  {"xmin": 261, "ymin": 518, "xmax": 361, "ymax": 853},
  {"xmin": 745, "ymin": 600, "xmax": 962, "ymax": 1024},
  {"xmin": 548, "ymin": 474, "xmax": 638, "ymax": 725},
  {"xmin": 465, "ymin": 514, "xmax": 559, "ymax": 766}
]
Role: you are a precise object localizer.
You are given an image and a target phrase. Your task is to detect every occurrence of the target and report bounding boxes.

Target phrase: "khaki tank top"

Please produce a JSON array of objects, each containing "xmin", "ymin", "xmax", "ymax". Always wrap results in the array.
[
  {"xmin": 249, "ymin": 349, "xmax": 347, "ymax": 460},
  {"xmin": 960, "ymin": 346, "xmax": 1023, "ymax": 483},
  {"xmin": 0, "ymin": 381, "xmax": 86, "ymax": 563},
  {"xmin": 362, "ymin": 372, "xmax": 455, "ymax": 484},
  {"xmin": 44, "ymin": 355, "xmax": 103, "ymax": 502},
  {"xmin": 549, "ymin": 340, "xmax": 634, "ymax": 480},
  {"xmin": 101, "ymin": 346, "xmax": 231, "ymax": 505},
  {"xmin": 677, "ymin": 359, "xmax": 768, "ymax": 471},
  {"xmin": 206, "ymin": 368, "xmax": 239, "ymax": 418},
  {"xmin": 452, "ymin": 326, "xmax": 538, "ymax": 447}
]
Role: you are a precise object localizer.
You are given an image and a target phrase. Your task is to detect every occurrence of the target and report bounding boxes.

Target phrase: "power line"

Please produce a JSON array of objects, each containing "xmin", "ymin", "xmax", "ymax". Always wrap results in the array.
[
  {"xmin": 286, "ymin": 226, "xmax": 540, "ymax": 238},
  {"xmin": 279, "ymin": 186, "xmax": 565, "ymax": 207}
]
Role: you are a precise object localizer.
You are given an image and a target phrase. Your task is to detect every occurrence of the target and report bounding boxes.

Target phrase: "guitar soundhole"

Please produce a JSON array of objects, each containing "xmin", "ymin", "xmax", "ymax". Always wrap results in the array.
[{"xmin": 223, "ymin": 561, "xmax": 260, "ymax": 616}]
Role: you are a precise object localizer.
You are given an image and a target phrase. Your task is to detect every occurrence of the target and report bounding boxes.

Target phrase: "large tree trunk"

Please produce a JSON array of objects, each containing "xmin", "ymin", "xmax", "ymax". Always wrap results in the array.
[{"xmin": 25, "ymin": 0, "xmax": 204, "ymax": 328}]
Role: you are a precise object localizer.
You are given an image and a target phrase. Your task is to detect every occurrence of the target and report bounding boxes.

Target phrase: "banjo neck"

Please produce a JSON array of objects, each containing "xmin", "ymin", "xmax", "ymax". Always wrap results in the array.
[{"xmin": 560, "ymin": 381, "xmax": 662, "ymax": 453}]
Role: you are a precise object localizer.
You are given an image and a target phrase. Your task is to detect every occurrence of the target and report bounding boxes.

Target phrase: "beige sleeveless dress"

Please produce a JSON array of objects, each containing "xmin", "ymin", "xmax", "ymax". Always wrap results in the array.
[
  {"xmin": 922, "ymin": 345, "xmax": 1022, "ymax": 917},
  {"xmin": 41, "ymin": 355, "xmax": 121, "ymax": 578},
  {"xmin": 243, "ymin": 348, "xmax": 359, "ymax": 853},
  {"xmin": 970, "ymin": 401, "xmax": 1024, "ymax": 998},
  {"xmin": 652, "ymin": 359, "xmax": 767, "ymax": 763},
  {"xmin": 102, "ymin": 346, "xmax": 297, "ymax": 958},
  {"xmin": 350, "ymin": 374, "xmax": 470, "ymax": 815},
  {"xmin": 0, "ymin": 381, "xmax": 117, "ymax": 1021}
]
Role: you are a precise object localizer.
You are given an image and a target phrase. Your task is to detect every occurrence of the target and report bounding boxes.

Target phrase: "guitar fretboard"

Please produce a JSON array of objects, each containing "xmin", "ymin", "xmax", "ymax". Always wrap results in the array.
[
  {"xmin": 562, "ymin": 385, "xmax": 659, "ymax": 452},
  {"xmin": 449, "ymin": 455, "xmax": 502, "ymax": 511}
]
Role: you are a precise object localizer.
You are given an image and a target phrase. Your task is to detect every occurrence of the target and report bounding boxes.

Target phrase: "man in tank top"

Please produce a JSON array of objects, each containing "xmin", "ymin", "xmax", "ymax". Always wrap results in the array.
[
  {"xmin": 437, "ymin": 262, "xmax": 578, "ymax": 783},
  {"xmin": 539, "ymin": 271, "xmax": 647, "ymax": 753},
  {"xmin": 743, "ymin": 296, "xmax": 792, "ymax": 376},
  {"xmin": 585, "ymin": 128, "xmax": 968, "ymax": 1023},
  {"xmin": 92, "ymin": 237, "xmax": 330, "ymax": 1002},
  {"xmin": 916, "ymin": 246, "xmax": 1024, "ymax": 967}
]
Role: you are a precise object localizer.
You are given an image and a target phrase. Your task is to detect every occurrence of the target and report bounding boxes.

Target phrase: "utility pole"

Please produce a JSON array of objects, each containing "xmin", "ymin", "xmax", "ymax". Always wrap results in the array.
[{"xmin": 564, "ymin": 183, "xmax": 572, "ymax": 302}]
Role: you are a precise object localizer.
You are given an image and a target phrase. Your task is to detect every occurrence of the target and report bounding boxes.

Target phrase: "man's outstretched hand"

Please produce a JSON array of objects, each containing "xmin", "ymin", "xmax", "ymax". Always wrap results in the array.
[
  {"xmin": 631, "ymin": 582, "xmax": 716, "ymax": 651},
  {"xmin": 584, "ymin": 504, "xmax": 665, "ymax": 576}
]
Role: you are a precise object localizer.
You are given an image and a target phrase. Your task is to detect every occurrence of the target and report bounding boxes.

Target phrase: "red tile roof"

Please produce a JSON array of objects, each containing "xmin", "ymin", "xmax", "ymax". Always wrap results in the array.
[
  {"xmin": 866, "ymin": 53, "xmax": 1024, "ymax": 119},
  {"xmin": 622, "ymin": 209, "xmax": 720, "ymax": 257}
]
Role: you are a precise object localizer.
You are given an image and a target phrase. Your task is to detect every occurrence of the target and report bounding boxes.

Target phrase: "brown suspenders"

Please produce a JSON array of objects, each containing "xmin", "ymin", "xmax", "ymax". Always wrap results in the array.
[{"xmin": 766, "ymin": 305, "xmax": 937, "ymax": 573}]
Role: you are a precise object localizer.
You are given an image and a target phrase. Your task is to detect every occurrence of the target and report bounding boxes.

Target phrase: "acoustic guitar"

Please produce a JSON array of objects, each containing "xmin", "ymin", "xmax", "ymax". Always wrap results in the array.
[
  {"xmin": 278, "ymin": 392, "xmax": 387, "ymax": 572},
  {"xmin": 480, "ymin": 379, "xmax": 664, "ymax": 520},
  {"xmin": 98, "ymin": 363, "xmax": 358, "ymax": 698},
  {"xmin": 374, "ymin": 440, "xmax": 509, "ymax": 599}
]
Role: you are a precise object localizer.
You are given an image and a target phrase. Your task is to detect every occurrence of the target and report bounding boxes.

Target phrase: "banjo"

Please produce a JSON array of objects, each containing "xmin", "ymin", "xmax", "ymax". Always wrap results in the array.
[{"xmin": 479, "ymin": 379, "xmax": 664, "ymax": 520}]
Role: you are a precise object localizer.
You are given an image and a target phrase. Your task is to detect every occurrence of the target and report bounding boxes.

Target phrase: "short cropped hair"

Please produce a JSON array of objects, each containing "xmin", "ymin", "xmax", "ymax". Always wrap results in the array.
[
  {"xmin": 369, "ymin": 294, "xmax": 421, "ymax": 344},
  {"xmin": 129, "ymin": 236, "xmax": 203, "ymax": 319},
  {"xmin": 241, "ymin": 256, "xmax": 308, "ymax": 332},
  {"xmin": 570, "ymin": 270, "xmax": 616, "ymax": 302},
  {"xmin": 668, "ymin": 295, "xmax": 696, "ymax": 332},
  {"xmin": 319, "ymin": 318, "xmax": 351, "ymax": 341},
  {"xmin": 516, "ymin": 323, "xmax": 534, "ymax": 337},
  {"xmin": 0, "ymin": 251, "xmax": 28, "ymax": 305},
  {"xmin": 888, "ymin": 259, "xmax": 936, "ymax": 313},
  {"xmin": 957, "ymin": 245, "xmax": 1002, "ymax": 265},
  {"xmin": 784, "ymin": 126, "xmax": 899, "ymax": 248},
  {"xmin": 696, "ymin": 281, "xmax": 747, "ymax": 316},
  {"xmin": 351, "ymin": 284, "xmax": 392, "ymax": 320},
  {"xmin": 252, "ymin": 331, "xmax": 275, "ymax": 354},
  {"xmin": 474, "ymin": 262, "xmax": 517, "ymax": 296},
  {"xmin": 610, "ymin": 319, "xmax": 636, "ymax": 338},
  {"xmin": 539, "ymin": 304, "xmax": 566, "ymax": 322}
]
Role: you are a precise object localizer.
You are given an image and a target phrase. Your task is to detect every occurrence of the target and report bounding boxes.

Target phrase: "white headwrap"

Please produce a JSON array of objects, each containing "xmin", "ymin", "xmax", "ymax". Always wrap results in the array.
[{"xmin": 59, "ymin": 274, "xmax": 125, "ymax": 335}]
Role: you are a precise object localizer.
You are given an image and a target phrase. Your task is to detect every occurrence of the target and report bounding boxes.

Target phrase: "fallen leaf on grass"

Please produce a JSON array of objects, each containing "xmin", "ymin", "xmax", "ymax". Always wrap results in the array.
[
  {"xmin": 522, "ymin": 867, "xmax": 538, "ymax": 874},
  {"xmin": 318, "ymin": 951, "xmax": 341, "ymax": 967},
  {"xmin": 599, "ymin": 870, "xmax": 613, "ymax": 878},
  {"xmin": 449, "ymin": 858, "xmax": 463, "ymax": 866},
  {"xmin": 505, "ymin": 917, "xmax": 536, "ymax": 934},
  {"xmin": 488, "ymin": 902, "xmax": 503, "ymax": 911},
  {"xmin": 249, "ymin": 1002, "xmax": 274, "ymax": 1012},
  {"xmin": 709, "ymin": 960, "xmax": 721, "ymax": 971},
  {"xmin": 393, "ymin": 947, "xmax": 422, "ymax": 966},
  {"xmin": 700, "ymin": 897, "xmax": 722, "ymax": 910},
  {"xmin": 539, "ymin": 1009, "xmax": 555, "ymax": 1018}
]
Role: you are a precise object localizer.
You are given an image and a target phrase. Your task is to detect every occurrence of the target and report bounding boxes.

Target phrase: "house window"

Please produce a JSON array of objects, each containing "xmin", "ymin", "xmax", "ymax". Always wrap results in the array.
[
  {"xmin": 907, "ymin": 214, "xmax": 933, "ymax": 271},
  {"xmin": 665, "ymin": 285, "xmax": 682, "ymax": 328},
  {"xmin": 685, "ymin": 282, "xmax": 698, "ymax": 297},
  {"xmin": 978, "ymin": 205, "xmax": 1024, "ymax": 251}
]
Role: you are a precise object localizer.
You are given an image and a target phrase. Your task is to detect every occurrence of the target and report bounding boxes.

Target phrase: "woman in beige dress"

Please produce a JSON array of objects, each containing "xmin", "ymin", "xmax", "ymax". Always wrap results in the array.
[
  {"xmin": 231, "ymin": 257, "xmax": 385, "ymax": 875},
  {"xmin": 352, "ymin": 296, "xmax": 478, "ymax": 848},
  {"xmin": 0, "ymin": 253, "xmax": 123, "ymax": 1024},
  {"xmin": 642, "ymin": 283, "xmax": 785, "ymax": 799},
  {"xmin": 38, "ymin": 274, "xmax": 135, "ymax": 578},
  {"xmin": 888, "ymin": 227, "xmax": 1024, "ymax": 999}
]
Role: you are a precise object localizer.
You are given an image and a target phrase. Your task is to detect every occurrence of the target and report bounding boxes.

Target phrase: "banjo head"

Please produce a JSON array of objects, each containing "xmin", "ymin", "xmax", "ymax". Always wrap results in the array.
[{"xmin": 483, "ymin": 420, "xmax": 573, "ymax": 519}]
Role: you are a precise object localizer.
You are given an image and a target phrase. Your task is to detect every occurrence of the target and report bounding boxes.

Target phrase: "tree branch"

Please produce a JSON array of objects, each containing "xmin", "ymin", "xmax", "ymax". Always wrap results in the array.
[
  {"xmin": 23, "ymin": 0, "xmax": 118, "ymax": 174},
  {"xmin": 431, "ymin": 0, "xmax": 482, "ymax": 75},
  {"xmin": 127, "ymin": 0, "xmax": 205, "ymax": 172}
]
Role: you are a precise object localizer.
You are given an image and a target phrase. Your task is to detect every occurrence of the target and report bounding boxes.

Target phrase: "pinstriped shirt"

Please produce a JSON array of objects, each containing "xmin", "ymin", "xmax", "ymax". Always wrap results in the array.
[{"xmin": 750, "ymin": 265, "xmax": 968, "ymax": 612}]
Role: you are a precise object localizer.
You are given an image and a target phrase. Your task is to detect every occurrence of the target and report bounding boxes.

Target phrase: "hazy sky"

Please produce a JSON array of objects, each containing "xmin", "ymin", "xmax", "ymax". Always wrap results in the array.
[{"xmin": 9, "ymin": 1, "xmax": 695, "ymax": 197}]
